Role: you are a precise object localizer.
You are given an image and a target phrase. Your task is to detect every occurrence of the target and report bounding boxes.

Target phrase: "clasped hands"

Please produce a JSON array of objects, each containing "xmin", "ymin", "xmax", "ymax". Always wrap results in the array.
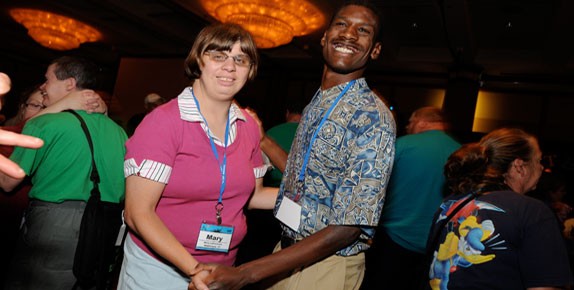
[
  {"xmin": 189, "ymin": 263, "xmax": 248, "ymax": 290},
  {"xmin": 64, "ymin": 89, "xmax": 107, "ymax": 114}
]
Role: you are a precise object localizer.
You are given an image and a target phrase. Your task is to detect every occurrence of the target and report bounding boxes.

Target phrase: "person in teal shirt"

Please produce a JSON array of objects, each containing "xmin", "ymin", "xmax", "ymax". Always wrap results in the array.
[{"xmin": 365, "ymin": 106, "xmax": 461, "ymax": 290}]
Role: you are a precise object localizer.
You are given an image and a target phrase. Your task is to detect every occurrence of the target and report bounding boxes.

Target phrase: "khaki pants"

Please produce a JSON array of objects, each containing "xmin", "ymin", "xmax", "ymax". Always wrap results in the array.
[{"xmin": 266, "ymin": 242, "xmax": 365, "ymax": 290}]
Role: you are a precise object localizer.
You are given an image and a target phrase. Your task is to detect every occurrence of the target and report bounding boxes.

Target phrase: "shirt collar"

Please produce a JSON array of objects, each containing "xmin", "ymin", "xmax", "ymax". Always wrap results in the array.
[
  {"xmin": 178, "ymin": 86, "xmax": 246, "ymax": 123},
  {"xmin": 320, "ymin": 77, "xmax": 367, "ymax": 96}
]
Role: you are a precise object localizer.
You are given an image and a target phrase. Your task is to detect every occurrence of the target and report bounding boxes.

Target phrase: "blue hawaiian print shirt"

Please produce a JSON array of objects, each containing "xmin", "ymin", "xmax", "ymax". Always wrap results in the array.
[{"xmin": 274, "ymin": 78, "xmax": 396, "ymax": 256}]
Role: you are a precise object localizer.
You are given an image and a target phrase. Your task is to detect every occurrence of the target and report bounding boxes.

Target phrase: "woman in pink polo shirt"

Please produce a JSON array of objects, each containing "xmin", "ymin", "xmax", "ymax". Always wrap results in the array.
[{"xmin": 118, "ymin": 23, "xmax": 278, "ymax": 290}]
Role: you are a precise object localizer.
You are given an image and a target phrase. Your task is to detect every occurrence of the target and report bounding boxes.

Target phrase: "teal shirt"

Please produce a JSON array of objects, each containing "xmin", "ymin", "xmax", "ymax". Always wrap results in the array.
[
  {"xmin": 380, "ymin": 130, "xmax": 460, "ymax": 253},
  {"xmin": 265, "ymin": 122, "xmax": 299, "ymax": 187},
  {"xmin": 10, "ymin": 111, "xmax": 127, "ymax": 203}
]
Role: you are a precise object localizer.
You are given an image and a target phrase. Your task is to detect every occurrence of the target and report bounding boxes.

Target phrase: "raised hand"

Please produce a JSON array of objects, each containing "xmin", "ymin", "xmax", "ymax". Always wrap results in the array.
[
  {"xmin": 0, "ymin": 129, "xmax": 43, "ymax": 178},
  {"xmin": 36, "ymin": 89, "xmax": 108, "ymax": 117},
  {"xmin": 81, "ymin": 90, "xmax": 108, "ymax": 114}
]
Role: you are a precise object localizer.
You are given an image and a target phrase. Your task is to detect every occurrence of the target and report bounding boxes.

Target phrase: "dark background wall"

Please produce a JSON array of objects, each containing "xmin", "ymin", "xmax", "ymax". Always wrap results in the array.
[{"xmin": 3, "ymin": 55, "xmax": 573, "ymax": 149}]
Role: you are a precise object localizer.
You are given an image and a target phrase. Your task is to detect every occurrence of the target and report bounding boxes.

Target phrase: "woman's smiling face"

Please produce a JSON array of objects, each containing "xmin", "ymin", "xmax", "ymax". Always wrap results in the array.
[{"xmin": 197, "ymin": 41, "xmax": 251, "ymax": 101}]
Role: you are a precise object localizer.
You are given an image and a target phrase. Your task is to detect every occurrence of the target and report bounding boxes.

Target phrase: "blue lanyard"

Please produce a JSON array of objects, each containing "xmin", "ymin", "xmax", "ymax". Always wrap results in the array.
[
  {"xmin": 191, "ymin": 89, "xmax": 230, "ymax": 224},
  {"xmin": 297, "ymin": 80, "xmax": 355, "ymax": 183}
]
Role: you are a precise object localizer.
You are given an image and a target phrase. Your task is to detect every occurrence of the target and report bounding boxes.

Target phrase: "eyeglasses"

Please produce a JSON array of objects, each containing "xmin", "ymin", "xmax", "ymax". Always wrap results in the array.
[
  {"xmin": 24, "ymin": 103, "xmax": 46, "ymax": 110},
  {"xmin": 204, "ymin": 51, "xmax": 252, "ymax": 67}
]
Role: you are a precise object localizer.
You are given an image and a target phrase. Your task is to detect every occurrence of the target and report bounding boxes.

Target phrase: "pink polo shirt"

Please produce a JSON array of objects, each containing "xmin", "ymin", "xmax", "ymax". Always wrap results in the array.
[{"xmin": 124, "ymin": 88, "xmax": 265, "ymax": 266}]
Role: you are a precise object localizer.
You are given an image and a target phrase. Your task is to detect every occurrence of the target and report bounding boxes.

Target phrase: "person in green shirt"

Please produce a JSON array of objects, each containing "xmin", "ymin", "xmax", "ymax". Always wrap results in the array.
[
  {"xmin": 0, "ymin": 56, "xmax": 127, "ymax": 290},
  {"xmin": 264, "ymin": 103, "xmax": 303, "ymax": 187}
]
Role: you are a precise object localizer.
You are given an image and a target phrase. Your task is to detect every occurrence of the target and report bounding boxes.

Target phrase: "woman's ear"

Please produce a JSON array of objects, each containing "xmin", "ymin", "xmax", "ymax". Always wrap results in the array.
[{"xmin": 512, "ymin": 159, "xmax": 526, "ymax": 176}]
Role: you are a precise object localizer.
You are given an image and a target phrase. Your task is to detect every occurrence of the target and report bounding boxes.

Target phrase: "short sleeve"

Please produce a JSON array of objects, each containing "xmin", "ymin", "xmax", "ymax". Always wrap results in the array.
[
  {"xmin": 10, "ymin": 121, "xmax": 45, "ymax": 176},
  {"xmin": 124, "ymin": 102, "xmax": 181, "ymax": 183},
  {"xmin": 242, "ymin": 109, "xmax": 267, "ymax": 178}
]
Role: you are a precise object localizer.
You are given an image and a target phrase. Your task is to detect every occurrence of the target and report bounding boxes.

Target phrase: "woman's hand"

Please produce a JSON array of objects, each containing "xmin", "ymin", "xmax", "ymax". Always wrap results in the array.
[
  {"xmin": 189, "ymin": 269, "xmax": 211, "ymax": 290},
  {"xmin": 189, "ymin": 263, "xmax": 248, "ymax": 290},
  {"xmin": 35, "ymin": 89, "xmax": 108, "ymax": 118},
  {"xmin": 64, "ymin": 90, "xmax": 107, "ymax": 114}
]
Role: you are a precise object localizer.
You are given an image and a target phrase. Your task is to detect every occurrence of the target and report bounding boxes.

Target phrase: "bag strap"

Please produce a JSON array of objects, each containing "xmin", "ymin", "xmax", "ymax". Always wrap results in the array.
[
  {"xmin": 66, "ymin": 110, "xmax": 101, "ymax": 199},
  {"xmin": 427, "ymin": 191, "xmax": 481, "ymax": 257}
]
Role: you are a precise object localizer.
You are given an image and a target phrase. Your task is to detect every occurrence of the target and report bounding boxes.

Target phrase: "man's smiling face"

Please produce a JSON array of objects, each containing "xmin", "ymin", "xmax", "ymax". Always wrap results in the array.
[{"xmin": 321, "ymin": 4, "xmax": 381, "ymax": 76}]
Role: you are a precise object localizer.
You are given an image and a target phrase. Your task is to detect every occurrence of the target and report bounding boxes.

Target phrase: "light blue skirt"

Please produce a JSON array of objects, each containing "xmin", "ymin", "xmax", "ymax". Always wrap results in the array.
[{"xmin": 117, "ymin": 235, "xmax": 190, "ymax": 290}]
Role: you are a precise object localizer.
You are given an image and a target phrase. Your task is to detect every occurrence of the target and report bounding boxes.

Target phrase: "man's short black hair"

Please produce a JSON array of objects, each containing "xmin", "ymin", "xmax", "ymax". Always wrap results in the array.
[{"xmin": 330, "ymin": 0, "xmax": 383, "ymax": 42}]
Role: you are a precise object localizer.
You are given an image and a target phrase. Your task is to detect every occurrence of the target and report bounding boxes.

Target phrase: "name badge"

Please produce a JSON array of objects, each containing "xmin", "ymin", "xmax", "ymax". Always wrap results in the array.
[
  {"xmin": 275, "ymin": 196, "xmax": 301, "ymax": 232},
  {"xmin": 196, "ymin": 222, "xmax": 234, "ymax": 253}
]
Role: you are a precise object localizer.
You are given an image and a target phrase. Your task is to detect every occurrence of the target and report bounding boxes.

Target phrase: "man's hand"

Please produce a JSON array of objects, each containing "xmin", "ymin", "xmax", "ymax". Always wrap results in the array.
[
  {"xmin": 189, "ymin": 263, "xmax": 249, "ymax": 290},
  {"xmin": 0, "ymin": 129, "xmax": 43, "ymax": 178}
]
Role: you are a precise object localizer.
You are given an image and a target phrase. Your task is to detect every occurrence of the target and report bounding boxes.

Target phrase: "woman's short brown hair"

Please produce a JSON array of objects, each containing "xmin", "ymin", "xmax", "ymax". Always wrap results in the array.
[{"xmin": 184, "ymin": 23, "xmax": 259, "ymax": 81}]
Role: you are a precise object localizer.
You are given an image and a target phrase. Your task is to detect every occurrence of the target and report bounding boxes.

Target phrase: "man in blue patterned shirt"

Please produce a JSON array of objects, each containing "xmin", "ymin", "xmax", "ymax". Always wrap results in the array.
[{"xmin": 192, "ymin": 1, "xmax": 396, "ymax": 289}]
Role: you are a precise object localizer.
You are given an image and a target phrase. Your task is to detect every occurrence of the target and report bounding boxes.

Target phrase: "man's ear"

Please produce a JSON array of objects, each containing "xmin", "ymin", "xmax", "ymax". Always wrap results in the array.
[
  {"xmin": 65, "ymin": 77, "xmax": 77, "ymax": 92},
  {"xmin": 370, "ymin": 42, "xmax": 382, "ymax": 60},
  {"xmin": 320, "ymin": 32, "xmax": 327, "ymax": 47},
  {"xmin": 418, "ymin": 120, "xmax": 429, "ymax": 130}
]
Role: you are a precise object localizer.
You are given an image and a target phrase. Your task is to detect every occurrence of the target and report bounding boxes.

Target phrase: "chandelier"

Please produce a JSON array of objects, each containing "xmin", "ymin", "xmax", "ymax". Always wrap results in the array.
[
  {"xmin": 9, "ymin": 8, "xmax": 102, "ymax": 51},
  {"xmin": 200, "ymin": 0, "xmax": 325, "ymax": 49}
]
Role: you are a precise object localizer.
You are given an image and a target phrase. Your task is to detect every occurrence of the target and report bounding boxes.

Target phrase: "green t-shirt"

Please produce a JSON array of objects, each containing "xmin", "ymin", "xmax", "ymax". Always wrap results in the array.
[
  {"xmin": 265, "ymin": 122, "xmax": 299, "ymax": 187},
  {"xmin": 10, "ymin": 111, "xmax": 127, "ymax": 203}
]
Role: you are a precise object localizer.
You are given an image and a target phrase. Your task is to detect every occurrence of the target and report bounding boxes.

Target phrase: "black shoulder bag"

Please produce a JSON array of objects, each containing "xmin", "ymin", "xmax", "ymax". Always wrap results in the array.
[{"xmin": 68, "ymin": 110, "xmax": 124, "ymax": 290}]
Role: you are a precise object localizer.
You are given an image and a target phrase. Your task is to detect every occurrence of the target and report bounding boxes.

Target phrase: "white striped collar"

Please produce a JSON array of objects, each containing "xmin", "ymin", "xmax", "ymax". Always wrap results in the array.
[
  {"xmin": 177, "ymin": 87, "xmax": 245, "ymax": 145},
  {"xmin": 178, "ymin": 86, "xmax": 246, "ymax": 124}
]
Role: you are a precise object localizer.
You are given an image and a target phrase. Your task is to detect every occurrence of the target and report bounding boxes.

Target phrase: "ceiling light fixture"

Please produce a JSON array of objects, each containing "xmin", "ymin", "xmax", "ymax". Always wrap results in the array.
[
  {"xmin": 200, "ymin": 0, "xmax": 325, "ymax": 49},
  {"xmin": 9, "ymin": 8, "xmax": 102, "ymax": 51}
]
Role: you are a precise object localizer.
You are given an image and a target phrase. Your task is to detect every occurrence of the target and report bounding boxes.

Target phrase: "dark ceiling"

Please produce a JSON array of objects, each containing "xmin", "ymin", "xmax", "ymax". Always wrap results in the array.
[{"xmin": 1, "ymin": 0, "xmax": 574, "ymax": 93}]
